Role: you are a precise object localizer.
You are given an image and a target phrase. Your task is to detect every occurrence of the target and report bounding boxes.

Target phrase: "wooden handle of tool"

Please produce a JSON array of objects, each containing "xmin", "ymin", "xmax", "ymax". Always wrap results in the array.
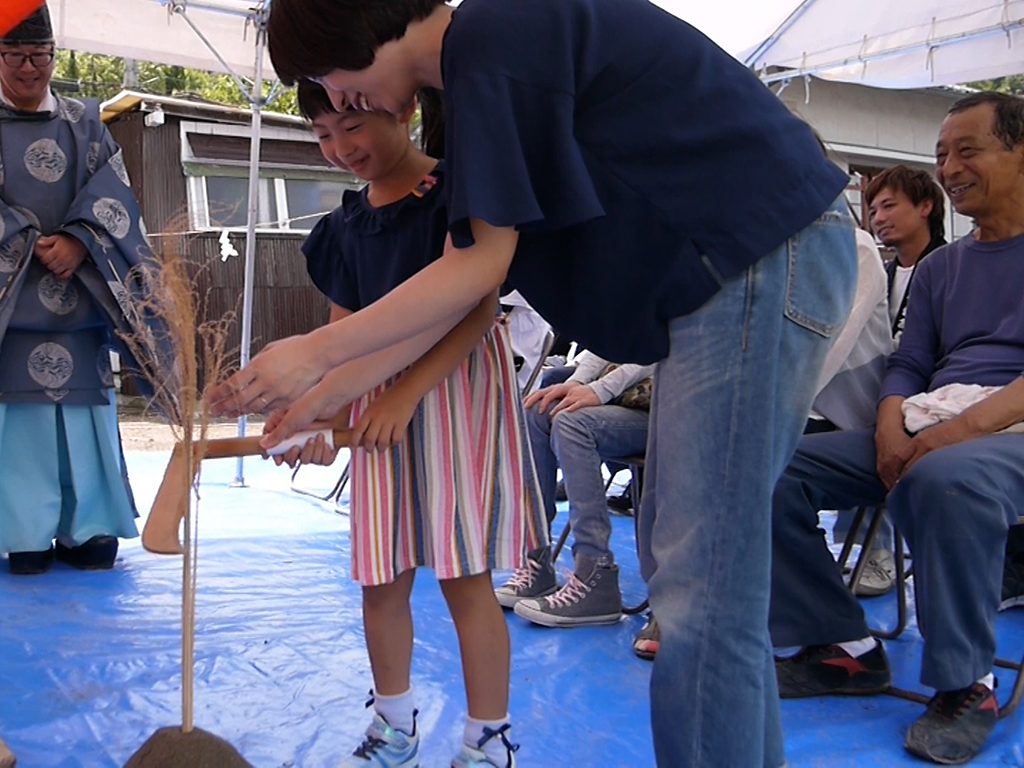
[{"xmin": 201, "ymin": 428, "xmax": 353, "ymax": 460}]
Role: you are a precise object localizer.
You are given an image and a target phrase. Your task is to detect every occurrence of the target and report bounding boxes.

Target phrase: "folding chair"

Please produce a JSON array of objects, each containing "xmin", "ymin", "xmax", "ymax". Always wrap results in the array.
[
  {"xmin": 291, "ymin": 458, "xmax": 350, "ymax": 513},
  {"xmin": 552, "ymin": 455, "xmax": 649, "ymax": 616},
  {"xmin": 841, "ymin": 509, "xmax": 1024, "ymax": 719}
]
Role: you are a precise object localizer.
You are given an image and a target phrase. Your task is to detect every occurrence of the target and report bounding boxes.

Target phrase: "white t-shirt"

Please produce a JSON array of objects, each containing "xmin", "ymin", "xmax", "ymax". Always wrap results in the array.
[{"xmin": 889, "ymin": 265, "xmax": 915, "ymax": 326}]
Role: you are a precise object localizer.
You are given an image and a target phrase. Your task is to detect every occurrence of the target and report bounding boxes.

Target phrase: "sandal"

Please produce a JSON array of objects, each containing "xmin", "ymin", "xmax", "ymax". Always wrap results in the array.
[{"xmin": 633, "ymin": 614, "xmax": 660, "ymax": 660}]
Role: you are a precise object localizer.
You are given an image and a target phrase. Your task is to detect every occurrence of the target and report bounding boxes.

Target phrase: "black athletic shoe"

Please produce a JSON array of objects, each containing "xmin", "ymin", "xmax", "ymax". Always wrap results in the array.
[
  {"xmin": 8, "ymin": 547, "xmax": 55, "ymax": 575},
  {"xmin": 776, "ymin": 642, "xmax": 891, "ymax": 698},
  {"xmin": 904, "ymin": 683, "xmax": 999, "ymax": 765},
  {"xmin": 55, "ymin": 536, "xmax": 118, "ymax": 570},
  {"xmin": 555, "ymin": 480, "xmax": 568, "ymax": 502},
  {"xmin": 1000, "ymin": 526, "xmax": 1024, "ymax": 611},
  {"xmin": 607, "ymin": 482, "xmax": 634, "ymax": 516}
]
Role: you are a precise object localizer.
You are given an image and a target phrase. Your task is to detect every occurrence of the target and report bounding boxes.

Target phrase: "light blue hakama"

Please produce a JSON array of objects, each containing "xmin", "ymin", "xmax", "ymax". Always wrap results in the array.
[{"xmin": 0, "ymin": 391, "xmax": 137, "ymax": 554}]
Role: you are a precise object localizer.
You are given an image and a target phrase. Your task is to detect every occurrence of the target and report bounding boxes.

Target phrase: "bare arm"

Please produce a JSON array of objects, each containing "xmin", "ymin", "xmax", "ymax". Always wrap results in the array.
[
  {"xmin": 895, "ymin": 376, "xmax": 1024, "ymax": 480},
  {"xmin": 381, "ymin": 290, "xmax": 498, "ymax": 408},
  {"xmin": 313, "ymin": 224, "xmax": 517, "ymax": 368},
  {"xmin": 210, "ymin": 219, "xmax": 518, "ymax": 415}
]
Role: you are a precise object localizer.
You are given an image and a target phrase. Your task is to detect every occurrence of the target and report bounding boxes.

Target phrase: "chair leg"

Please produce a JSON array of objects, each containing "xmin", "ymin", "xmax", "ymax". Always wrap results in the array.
[
  {"xmin": 622, "ymin": 462, "xmax": 648, "ymax": 615},
  {"xmin": 869, "ymin": 527, "xmax": 908, "ymax": 641},
  {"xmin": 836, "ymin": 506, "xmax": 869, "ymax": 573},
  {"xmin": 291, "ymin": 458, "xmax": 351, "ymax": 505},
  {"xmin": 551, "ymin": 521, "xmax": 572, "ymax": 561},
  {"xmin": 994, "ymin": 652, "xmax": 1024, "ymax": 719}
]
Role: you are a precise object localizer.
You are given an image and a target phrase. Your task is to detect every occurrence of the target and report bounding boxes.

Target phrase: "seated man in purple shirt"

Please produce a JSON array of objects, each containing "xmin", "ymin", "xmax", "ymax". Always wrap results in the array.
[{"xmin": 768, "ymin": 91, "xmax": 1024, "ymax": 765}]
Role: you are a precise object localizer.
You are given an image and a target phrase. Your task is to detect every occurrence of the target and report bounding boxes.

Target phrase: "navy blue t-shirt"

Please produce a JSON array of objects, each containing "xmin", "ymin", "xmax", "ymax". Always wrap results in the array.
[
  {"xmin": 302, "ymin": 164, "xmax": 447, "ymax": 312},
  {"xmin": 442, "ymin": 0, "xmax": 849, "ymax": 363}
]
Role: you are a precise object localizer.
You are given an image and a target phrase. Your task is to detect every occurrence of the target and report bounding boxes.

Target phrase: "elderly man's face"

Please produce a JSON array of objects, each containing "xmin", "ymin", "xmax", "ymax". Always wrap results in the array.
[
  {"xmin": 936, "ymin": 104, "xmax": 1024, "ymax": 220},
  {"xmin": 0, "ymin": 43, "xmax": 55, "ymax": 107}
]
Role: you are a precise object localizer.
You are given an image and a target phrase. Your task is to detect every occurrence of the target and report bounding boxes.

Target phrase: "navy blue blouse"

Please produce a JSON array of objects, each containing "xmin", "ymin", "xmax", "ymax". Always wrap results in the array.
[
  {"xmin": 302, "ymin": 163, "xmax": 447, "ymax": 312},
  {"xmin": 442, "ymin": 0, "xmax": 850, "ymax": 363}
]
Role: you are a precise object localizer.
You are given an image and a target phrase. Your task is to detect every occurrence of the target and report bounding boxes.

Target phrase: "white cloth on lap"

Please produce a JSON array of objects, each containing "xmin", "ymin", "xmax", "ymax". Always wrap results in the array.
[{"xmin": 902, "ymin": 383, "xmax": 1024, "ymax": 434}]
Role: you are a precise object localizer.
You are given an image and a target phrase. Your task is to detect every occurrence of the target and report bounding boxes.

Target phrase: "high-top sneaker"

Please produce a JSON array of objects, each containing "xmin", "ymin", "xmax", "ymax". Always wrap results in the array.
[
  {"xmin": 494, "ymin": 547, "xmax": 557, "ymax": 608},
  {"xmin": 513, "ymin": 562, "xmax": 622, "ymax": 627}
]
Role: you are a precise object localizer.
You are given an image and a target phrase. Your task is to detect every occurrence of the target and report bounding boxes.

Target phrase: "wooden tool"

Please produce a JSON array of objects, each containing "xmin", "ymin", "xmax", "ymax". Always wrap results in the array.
[{"xmin": 142, "ymin": 428, "xmax": 352, "ymax": 555}]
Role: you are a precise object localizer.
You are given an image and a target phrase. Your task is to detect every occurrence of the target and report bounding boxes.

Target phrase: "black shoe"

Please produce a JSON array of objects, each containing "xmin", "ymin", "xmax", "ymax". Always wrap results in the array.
[
  {"xmin": 904, "ymin": 683, "xmax": 999, "ymax": 765},
  {"xmin": 55, "ymin": 536, "xmax": 118, "ymax": 570},
  {"xmin": 607, "ymin": 482, "xmax": 634, "ymax": 516},
  {"xmin": 776, "ymin": 642, "xmax": 891, "ymax": 698},
  {"xmin": 8, "ymin": 547, "xmax": 55, "ymax": 575},
  {"xmin": 555, "ymin": 480, "xmax": 568, "ymax": 502},
  {"xmin": 1000, "ymin": 526, "xmax": 1024, "ymax": 611}
]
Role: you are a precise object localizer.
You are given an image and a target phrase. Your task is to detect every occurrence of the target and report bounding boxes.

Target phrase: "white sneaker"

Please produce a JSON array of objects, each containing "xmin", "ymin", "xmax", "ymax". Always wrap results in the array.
[
  {"xmin": 851, "ymin": 550, "xmax": 896, "ymax": 597},
  {"xmin": 450, "ymin": 724, "xmax": 517, "ymax": 768},
  {"xmin": 341, "ymin": 713, "xmax": 419, "ymax": 767}
]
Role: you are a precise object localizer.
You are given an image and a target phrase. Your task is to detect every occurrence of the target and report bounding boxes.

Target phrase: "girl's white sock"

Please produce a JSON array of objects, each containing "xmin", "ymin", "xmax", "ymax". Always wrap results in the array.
[
  {"xmin": 374, "ymin": 687, "xmax": 416, "ymax": 735},
  {"xmin": 464, "ymin": 715, "xmax": 513, "ymax": 766}
]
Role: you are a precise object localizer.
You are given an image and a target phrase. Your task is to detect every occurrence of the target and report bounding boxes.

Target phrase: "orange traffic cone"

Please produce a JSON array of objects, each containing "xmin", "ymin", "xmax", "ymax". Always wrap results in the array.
[{"xmin": 0, "ymin": 0, "xmax": 44, "ymax": 39}]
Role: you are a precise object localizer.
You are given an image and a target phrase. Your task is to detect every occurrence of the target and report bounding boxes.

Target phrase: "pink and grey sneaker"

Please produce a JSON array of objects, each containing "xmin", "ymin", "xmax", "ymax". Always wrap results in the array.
[
  {"xmin": 451, "ymin": 724, "xmax": 518, "ymax": 768},
  {"xmin": 494, "ymin": 547, "xmax": 557, "ymax": 608}
]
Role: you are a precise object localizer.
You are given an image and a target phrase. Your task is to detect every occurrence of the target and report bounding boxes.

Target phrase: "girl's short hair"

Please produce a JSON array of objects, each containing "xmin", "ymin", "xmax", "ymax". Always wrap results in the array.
[
  {"xmin": 297, "ymin": 79, "xmax": 337, "ymax": 122},
  {"xmin": 268, "ymin": 0, "xmax": 446, "ymax": 85},
  {"xmin": 296, "ymin": 78, "xmax": 446, "ymax": 160}
]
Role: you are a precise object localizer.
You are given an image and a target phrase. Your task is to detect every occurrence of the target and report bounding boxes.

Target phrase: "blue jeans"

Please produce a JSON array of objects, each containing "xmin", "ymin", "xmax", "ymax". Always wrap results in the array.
[
  {"xmin": 637, "ymin": 199, "xmax": 857, "ymax": 768},
  {"xmin": 526, "ymin": 404, "xmax": 649, "ymax": 570},
  {"xmin": 771, "ymin": 427, "xmax": 1024, "ymax": 691}
]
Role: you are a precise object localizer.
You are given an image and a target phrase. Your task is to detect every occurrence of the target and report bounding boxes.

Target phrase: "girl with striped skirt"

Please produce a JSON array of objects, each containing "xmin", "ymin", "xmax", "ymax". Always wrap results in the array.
[{"xmin": 265, "ymin": 82, "xmax": 545, "ymax": 768}]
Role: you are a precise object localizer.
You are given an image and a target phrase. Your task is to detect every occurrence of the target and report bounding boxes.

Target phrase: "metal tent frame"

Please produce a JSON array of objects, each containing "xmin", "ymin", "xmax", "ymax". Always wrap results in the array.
[{"xmin": 162, "ymin": 0, "xmax": 276, "ymax": 485}]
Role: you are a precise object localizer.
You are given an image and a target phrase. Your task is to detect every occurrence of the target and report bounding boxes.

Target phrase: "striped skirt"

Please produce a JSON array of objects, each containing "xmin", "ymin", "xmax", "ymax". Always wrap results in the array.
[{"xmin": 348, "ymin": 319, "xmax": 548, "ymax": 587}]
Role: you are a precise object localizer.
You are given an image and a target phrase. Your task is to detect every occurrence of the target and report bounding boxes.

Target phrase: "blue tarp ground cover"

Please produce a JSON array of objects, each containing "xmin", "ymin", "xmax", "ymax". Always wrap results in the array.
[{"xmin": 1, "ymin": 451, "xmax": 1022, "ymax": 766}]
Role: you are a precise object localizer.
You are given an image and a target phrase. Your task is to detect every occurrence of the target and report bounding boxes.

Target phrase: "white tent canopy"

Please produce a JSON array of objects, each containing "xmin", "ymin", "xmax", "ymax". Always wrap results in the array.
[
  {"xmin": 50, "ymin": 0, "xmax": 274, "ymax": 80},
  {"xmin": 746, "ymin": 0, "xmax": 1024, "ymax": 88}
]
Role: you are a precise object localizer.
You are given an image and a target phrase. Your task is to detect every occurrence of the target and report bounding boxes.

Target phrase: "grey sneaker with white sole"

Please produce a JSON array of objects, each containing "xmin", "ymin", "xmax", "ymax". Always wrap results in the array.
[{"xmin": 514, "ymin": 562, "xmax": 623, "ymax": 627}]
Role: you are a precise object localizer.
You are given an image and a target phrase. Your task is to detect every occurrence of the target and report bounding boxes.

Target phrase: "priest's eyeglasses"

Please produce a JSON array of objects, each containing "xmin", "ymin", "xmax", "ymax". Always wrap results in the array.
[{"xmin": 0, "ymin": 51, "xmax": 56, "ymax": 69}]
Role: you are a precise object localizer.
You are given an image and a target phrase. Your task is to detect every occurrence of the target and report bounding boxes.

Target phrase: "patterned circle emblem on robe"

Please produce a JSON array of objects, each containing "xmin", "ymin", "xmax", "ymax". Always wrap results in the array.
[
  {"xmin": 109, "ymin": 151, "xmax": 131, "ymax": 187},
  {"xmin": 58, "ymin": 98, "xmax": 86, "ymax": 124},
  {"xmin": 28, "ymin": 342, "xmax": 74, "ymax": 389},
  {"xmin": 37, "ymin": 272, "xmax": 79, "ymax": 316},
  {"xmin": 0, "ymin": 234, "xmax": 26, "ymax": 274},
  {"xmin": 86, "ymin": 142, "xmax": 101, "ymax": 176},
  {"xmin": 92, "ymin": 198, "xmax": 132, "ymax": 240},
  {"xmin": 24, "ymin": 139, "xmax": 69, "ymax": 183},
  {"xmin": 97, "ymin": 346, "xmax": 115, "ymax": 388}
]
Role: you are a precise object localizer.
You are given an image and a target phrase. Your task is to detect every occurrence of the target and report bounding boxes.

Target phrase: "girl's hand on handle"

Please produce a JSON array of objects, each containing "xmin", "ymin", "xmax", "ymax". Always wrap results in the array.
[
  {"xmin": 259, "ymin": 371, "xmax": 354, "ymax": 453},
  {"xmin": 352, "ymin": 388, "xmax": 418, "ymax": 452},
  {"xmin": 208, "ymin": 333, "xmax": 327, "ymax": 417}
]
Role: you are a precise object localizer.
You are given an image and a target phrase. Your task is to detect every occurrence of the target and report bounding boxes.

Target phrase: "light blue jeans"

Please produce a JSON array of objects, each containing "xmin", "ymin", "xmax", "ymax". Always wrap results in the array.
[{"xmin": 637, "ymin": 198, "xmax": 857, "ymax": 768}]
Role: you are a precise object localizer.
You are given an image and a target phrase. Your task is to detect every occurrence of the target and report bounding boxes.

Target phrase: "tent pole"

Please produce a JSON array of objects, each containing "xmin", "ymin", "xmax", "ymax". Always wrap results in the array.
[
  {"xmin": 744, "ymin": 0, "xmax": 821, "ymax": 69},
  {"xmin": 233, "ymin": 5, "xmax": 266, "ymax": 486}
]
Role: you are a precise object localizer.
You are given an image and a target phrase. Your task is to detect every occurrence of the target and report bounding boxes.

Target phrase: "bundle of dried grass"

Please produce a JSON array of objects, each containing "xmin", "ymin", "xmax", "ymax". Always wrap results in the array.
[{"xmin": 116, "ymin": 228, "xmax": 249, "ymax": 766}]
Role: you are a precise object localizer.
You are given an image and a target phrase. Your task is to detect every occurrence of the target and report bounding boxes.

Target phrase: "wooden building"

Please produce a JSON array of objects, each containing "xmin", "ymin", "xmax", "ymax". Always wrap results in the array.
[{"xmin": 101, "ymin": 90, "xmax": 361, "ymax": 379}]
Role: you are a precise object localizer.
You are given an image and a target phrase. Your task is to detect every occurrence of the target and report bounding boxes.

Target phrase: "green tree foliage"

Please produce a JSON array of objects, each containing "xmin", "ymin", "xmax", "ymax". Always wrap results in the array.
[
  {"xmin": 971, "ymin": 76, "xmax": 1024, "ymax": 96},
  {"xmin": 52, "ymin": 49, "xmax": 299, "ymax": 116}
]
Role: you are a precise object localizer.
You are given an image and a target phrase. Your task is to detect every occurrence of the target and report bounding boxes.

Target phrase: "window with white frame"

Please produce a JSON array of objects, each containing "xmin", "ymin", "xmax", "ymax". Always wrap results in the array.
[{"xmin": 182, "ymin": 120, "xmax": 361, "ymax": 233}]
